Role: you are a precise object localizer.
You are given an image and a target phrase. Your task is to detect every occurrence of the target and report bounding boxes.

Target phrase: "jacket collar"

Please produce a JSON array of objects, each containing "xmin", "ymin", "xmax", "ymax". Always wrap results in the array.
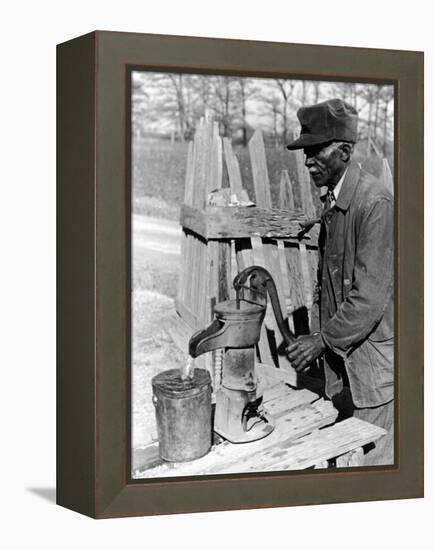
[{"xmin": 334, "ymin": 160, "xmax": 360, "ymax": 211}]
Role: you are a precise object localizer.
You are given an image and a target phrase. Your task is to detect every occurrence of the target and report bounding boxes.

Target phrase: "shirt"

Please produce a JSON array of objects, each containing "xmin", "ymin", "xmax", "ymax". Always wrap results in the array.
[{"xmin": 327, "ymin": 168, "xmax": 347, "ymax": 208}]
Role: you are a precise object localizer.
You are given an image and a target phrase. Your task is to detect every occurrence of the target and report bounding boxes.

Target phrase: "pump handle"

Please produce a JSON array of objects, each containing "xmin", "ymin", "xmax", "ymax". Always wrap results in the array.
[{"xmin": 233, "ymin": 266, "xmax": 296, "ymax": 346}]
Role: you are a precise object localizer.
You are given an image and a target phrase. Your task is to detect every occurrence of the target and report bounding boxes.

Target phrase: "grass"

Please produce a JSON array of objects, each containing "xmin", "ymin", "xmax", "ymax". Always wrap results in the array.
[{"xmin": 132, "ymin": 137, "xmax": 325, "ymax": 218}]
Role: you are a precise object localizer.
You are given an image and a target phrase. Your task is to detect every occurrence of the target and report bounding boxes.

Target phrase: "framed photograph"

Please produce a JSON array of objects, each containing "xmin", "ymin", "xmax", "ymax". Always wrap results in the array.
[{"xmin": 57, "ymin": 31, "xmax": 423, "ymax": 518}]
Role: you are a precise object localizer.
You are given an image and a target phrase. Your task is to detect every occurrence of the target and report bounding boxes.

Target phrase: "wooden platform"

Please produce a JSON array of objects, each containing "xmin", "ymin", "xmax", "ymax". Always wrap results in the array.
[{"xmin": 132, "ymin": 382, "xmax": 386, "ymax": 478}]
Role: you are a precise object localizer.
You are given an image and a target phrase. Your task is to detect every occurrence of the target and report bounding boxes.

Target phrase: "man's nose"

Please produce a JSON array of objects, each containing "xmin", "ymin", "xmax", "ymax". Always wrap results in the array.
[{"xmin": 305, "ymin": 155, "xmax": 315, "ymax": 168}]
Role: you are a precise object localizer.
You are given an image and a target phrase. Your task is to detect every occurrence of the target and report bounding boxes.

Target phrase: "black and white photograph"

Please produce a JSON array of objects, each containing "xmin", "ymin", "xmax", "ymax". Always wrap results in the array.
[{"xmin": 130, "ymin": 72, "xmax": 395, "ymax": 479}]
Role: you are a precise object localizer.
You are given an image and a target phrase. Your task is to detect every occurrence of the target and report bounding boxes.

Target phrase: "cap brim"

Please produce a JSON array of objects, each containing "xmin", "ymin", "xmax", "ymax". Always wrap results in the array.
[{"xmin": 286, "ymin": 133, "xmax": 332, "ymax": 150}]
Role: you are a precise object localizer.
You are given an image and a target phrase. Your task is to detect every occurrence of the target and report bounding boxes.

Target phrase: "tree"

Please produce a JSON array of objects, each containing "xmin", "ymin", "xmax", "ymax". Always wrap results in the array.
[{"xmin": 209, "ymin": 76, "xmax": 239, "ymax": 138}]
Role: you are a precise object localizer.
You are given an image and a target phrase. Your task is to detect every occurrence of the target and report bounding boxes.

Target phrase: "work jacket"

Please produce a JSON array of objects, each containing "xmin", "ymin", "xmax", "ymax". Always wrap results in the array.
[{"xmin": 318, "ymin": 160, "xmax": 394, "ymax": 408}]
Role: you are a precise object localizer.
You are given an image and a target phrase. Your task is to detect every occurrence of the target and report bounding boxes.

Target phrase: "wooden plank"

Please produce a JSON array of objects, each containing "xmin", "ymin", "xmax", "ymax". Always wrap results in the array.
[
  {"xmin": 191, "ymin": 122, "xmax": 203, "ymax": 208},
  {"xmin": 218, "ymin": 241, "xmax": 231, "ymax": 302},
  {"xmin": 249, "ymin": 129, "xmax": 291, "ymax": 368},
  {"xmin": 307, "ymin": 246, "xmax": 319, "ymax": 303},
  {"xmin": 279, "ymin": 169, "xmax": 295, "ymax": 210},
  {"xmin": 250, "ymin": 236, "xmax": 277, "ymax": 366},
  {"xmin": 335, "ymin": 447, "xmax": 364, "ymax": 468},
  {"xmin": 260, "ymin": 239, "xmax": 295, "ymax": 373},
  {"xmin": 211, "ymin": 123, "xmax": 223, "ymax": 192},
  {"xmin": 180, "ymin": 204, "xmax": 307, "ymax": 240},
  {"xmin": 134, "ymin": 396, "xmax": 340, "ymax": 478},
  {"xmin": 190, "ymin": 236, "xmax": 198, "ymax": 313},
  {"xmin": 262, "ymin": 383, "xmax": 318, "ymax": 409},
  {"xmin": 174, "ymin": 297, "xmax": 201, "ymax": 332},
  {"xmin": 293, "ymin": 149, "xmax": 316, "ymax": 219},
  {"xmin": 203, "ymin": 121, "xmax": 214, "ymax": 205},
  {"xmin": 183, "ymin": 141, "xmax": 194, "ymax": 206},
  {"xmin": 381, "ymin": 157, "xmax": 394, "ymax": 195},
  {"xmin": 164, "ymin": 310, "xmax": 190, "ymax": 355},
  {"xmin": 208, "ymin": 240, "xmax": 219, "ymax": 321},
  {"xmin": 277, "ymin": 172, "xmax": 299, "ymax": 343},
  {"xmin": 177, "ymin": 138, "xmax": 196, "ymax": 305},
  {"xmin": 249, "ymin": 129, "xmax": 272, "ymax": 208},
  {"xmin": 244, "ymin": 418, "xmax": 386, "ymax": 473},
  {"xmin": 176, "ymin": 231, "xmax": 187, "ymax": 303},
  {"xmin": 223, "ymin": 137, "xmax": 243, "ymax": 198},
  {"xmin": 256, "ymin": 362, "xmax": 297, "ymax": 388},
  {"xmin": 284, "ymin": 241, "xmax": 305, "ymax": 312},
  {"xmin": 197, "ymin": 238, "xmax": 207, "ymax": 324},
  {"xmin": 263, "ymin": 240, "xmax": 296, "ymax": 378},
  {"xmin": 133, "ymin": 381, "xmax": 314, "ymax": 474},
  {"xmin": 299, "ymin": 242, "xmax": 313, "ymax": 309},
  {"xmin": 276, "ymin": 240, "xmax": 292, "ymax": 313},
  {"xmin": 229, "ymin": 240, "xmax": 237, "ymax": 299},
  {"xmin": 184, "ymin": 233, "xmax": 193, "ymax": 308},
  {"xmin": 234, "ymin": 238, "xmax": 251, "ymax": 272}
]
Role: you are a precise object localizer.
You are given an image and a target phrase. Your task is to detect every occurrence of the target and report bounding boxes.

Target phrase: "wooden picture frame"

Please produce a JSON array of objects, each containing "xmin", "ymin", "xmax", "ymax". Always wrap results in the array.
[{"xmin": 57, "ymin": 30, "xmax": 423, "ymax": 518}]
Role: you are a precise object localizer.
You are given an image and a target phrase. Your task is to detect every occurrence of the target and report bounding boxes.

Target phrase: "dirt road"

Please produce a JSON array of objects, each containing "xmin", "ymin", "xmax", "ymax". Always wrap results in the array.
[
  {"xmin": 132, "ymin": 213, "xmax": 181, "ymax": 297},
  {"xmin": 133, "ymin": 213, "xmax": 181, "ymax": 256},
  {"xmin": 131, "ymin": 213, "xmax": 186, "ymax": 462}
]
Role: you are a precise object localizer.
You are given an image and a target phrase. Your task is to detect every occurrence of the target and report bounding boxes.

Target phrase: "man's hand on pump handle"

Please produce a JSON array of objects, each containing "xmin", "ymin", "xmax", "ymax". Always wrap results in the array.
[{"xmin": 286, "ymin": 333, "xmax": 326, "ymax": 373}]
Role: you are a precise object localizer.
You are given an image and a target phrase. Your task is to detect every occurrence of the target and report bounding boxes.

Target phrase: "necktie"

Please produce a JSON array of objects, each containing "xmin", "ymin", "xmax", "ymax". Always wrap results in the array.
[{"xmin": 325, "ymin": 189, "xmax": 336, "ymax": 211}]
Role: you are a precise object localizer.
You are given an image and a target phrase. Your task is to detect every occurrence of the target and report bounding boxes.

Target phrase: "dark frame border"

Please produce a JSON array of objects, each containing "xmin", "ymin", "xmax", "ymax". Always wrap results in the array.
[{"xmin": 57, "ymin": 30, "xmax": 423, "ymax": 519}]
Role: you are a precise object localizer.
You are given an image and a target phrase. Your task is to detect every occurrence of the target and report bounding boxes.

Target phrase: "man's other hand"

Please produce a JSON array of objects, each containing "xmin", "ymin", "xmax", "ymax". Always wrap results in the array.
[{"xmin": 286, "ymin": 333, "xmax": 326, "ymax": 372}]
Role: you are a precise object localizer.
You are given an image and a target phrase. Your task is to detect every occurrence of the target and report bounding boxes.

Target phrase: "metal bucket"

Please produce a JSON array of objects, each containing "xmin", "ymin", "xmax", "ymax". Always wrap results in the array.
[{"xmin": 152, "ymin": 368, "xmax": 212, "ymax": 462}]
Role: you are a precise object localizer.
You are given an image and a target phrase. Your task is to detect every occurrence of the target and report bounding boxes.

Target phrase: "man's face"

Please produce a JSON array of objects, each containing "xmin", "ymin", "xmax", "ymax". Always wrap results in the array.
[{"xmin": 303, "ymin": 142, "xmax": 346, "ymax": 188}]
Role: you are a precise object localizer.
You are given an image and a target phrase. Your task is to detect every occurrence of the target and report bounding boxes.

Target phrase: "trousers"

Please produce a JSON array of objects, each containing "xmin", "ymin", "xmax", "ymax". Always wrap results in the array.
[
  {"xmin": 353, "ymin": 399, "xmax": 394, "ymax": 466},
  {"xmin": 332, "ymin": 387, "xmax": 394, "ymax": 466}
]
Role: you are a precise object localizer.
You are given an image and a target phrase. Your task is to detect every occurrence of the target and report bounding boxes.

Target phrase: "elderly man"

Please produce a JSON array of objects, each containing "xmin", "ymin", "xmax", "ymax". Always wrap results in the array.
[{"xmin": 286, "ymin": 98, "xmax": 394, "ymax": 466}]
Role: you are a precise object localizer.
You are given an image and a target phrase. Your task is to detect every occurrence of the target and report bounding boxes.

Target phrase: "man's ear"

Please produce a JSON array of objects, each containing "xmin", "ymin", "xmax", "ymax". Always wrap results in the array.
[{"xmin": 339, "ymin": 143, "xmax": 353, "ymax": 162}]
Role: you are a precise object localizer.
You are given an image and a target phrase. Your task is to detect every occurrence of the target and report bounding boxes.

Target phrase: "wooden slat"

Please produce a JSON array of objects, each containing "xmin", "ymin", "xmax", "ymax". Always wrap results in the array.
[
  {"xmin": 249, "ymin": 133, "xmax": 278, "ymax": 366},
  {"xmin": 136, "ymin": 416, "xmax": 386, "ymax": 477},
  {"xmin": 299, "ymin": 242, "xmax": 313, "ymax": 309},
  {"xmin": 250, "ymin": 236, "xmax": 276, "ymax": 366},
  {"xmin": 174, "ymin": 297, "xmax": 200, "ymax": 331},
  {"xmin": 218, "ymin": 241, "xmax": 231, "ymax": 302},
  {"xmin": 177, "ymin": 231, "xmax": 187, "ymax": 303},
  {"xmin": 293, "ymin": 149, "xmax": 316, "ymax": 219},
  {"xmin": 381, "ymin": 157, "xmax": 394, "ymax": 195},
  {"xmin": 183, "ymin": 140, "xmax": 194, "ymax": 206},
  {"xmin": 284, "ymin": 241, "xmax": 305, "ymax": 312},
  {"xmin": 208, "ymin": 240, "xmax": 219, "ymax": 321},
  {"xmin": 197, "ymin": 238, "xmax": 206, "ymax": 324},
  {"xmin": 229, "ymin": 240, "xmax": 237, "ymax": 299},
  {"xmin": 211, "ymin": 123, "xmax": 223, "ymax": 192},
  {"xmin": 223, "ymin": 137, "xmax": 243, "ymax": 198},
  {"xmin": 279, "ymin": 169, "xmax": 295, "ymax": 210},
  {"xmin": 256, "ymin": 362, "xmax": 297, "ymax": 388},
  {"xmin": 234, "ymin": 238, "xmax": 253, "ymax": 273},
  {"xmin": 193, "ymin": 238, "xmax": 202, "ymax": 315},
  {"xmin": 249, "ymin": 129, "xmax": 272, "ymax": 208},
  {"xmin": 257, "ymin": 239, "xmax": 290, "ymax": 369},
  {"xmin": 184, "ymin": 233, "xmax": 193, "ymax": 308},
  {"xmin": 177, "ymin": 139, "xmax": 195, "ymax": 304}
]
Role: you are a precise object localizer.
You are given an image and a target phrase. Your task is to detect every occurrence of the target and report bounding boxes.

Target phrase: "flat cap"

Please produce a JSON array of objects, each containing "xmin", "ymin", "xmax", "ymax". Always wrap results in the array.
[{"xmin": 286, "ymin": 98, "xmax": 358, "ymax": 150}]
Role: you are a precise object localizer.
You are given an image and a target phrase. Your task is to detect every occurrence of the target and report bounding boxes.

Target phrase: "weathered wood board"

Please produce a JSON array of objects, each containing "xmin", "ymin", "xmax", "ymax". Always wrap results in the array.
[
  {"xmin": 180, "ymin": 204, "xmax": 309, "ymax": 240},
  {"xmin": 133, "ymin": 382, "xmax": 339, "ymax": 477},
  {"xmin": 134, "ymin": 413, "xmax": 385, "ymax": 477}
]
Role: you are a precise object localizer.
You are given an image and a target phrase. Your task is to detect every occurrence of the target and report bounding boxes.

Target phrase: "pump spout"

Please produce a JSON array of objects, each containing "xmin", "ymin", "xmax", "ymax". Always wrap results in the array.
[
  {"xmin": 188, "ymin": 299, "xmax": 266, "ymax": 358},
  {"xmin": 189, "ymin": 319, "xmax": 225, "ymax": 358}
]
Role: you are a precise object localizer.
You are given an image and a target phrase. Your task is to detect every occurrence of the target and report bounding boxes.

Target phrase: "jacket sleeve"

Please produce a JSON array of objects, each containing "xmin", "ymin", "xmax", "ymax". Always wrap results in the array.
[{"xmin": 321, "ymin": 197, "xmax": 394, "ymax": 357}]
